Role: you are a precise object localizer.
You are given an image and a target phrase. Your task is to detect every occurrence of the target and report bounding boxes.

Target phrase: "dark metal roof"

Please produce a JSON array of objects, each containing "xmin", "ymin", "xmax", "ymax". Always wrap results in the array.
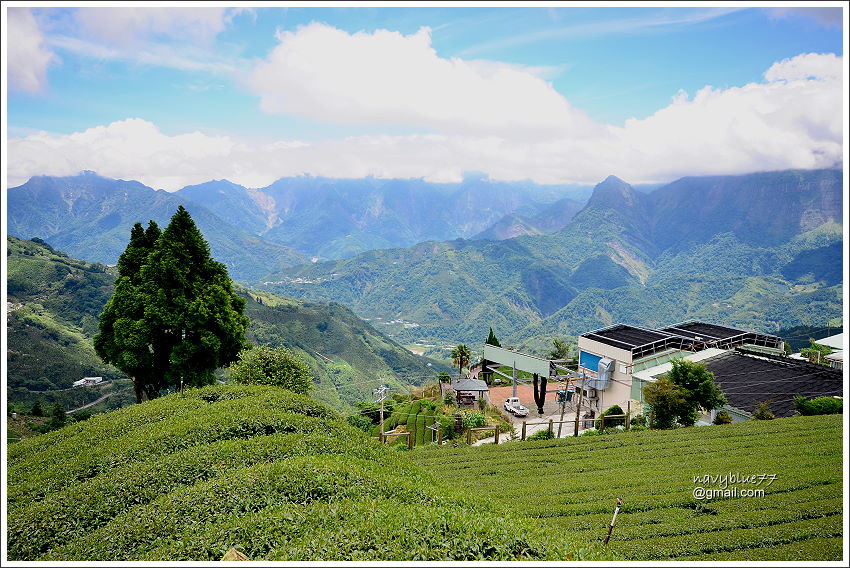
[
  {"xmin": 581, "ymin": 324, "xmax": 694, "ymax": 359},
  {"xmin": 661, "ymin": 321, "xmax": 782, "ymax": 350},
  {"xmin": 661, "ymin": 321, "xmax": 747, "ymax": 340},
  {"xmin": 702, "ymin": 350, "xmax": 842, "ymax": 418}
]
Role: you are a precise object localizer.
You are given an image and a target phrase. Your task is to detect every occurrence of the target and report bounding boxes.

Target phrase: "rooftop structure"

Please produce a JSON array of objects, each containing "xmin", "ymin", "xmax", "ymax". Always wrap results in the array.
[
  {"xmin": 633, "ymin": 348, "xmax": 842, "ymax": 419},
  {"xmin": 581, "ymin": 324, "xmax": 693, "ymax": 361},
  {"xmin": 660, "ymin": 321, "xmax": 783, "ymax": 351}
]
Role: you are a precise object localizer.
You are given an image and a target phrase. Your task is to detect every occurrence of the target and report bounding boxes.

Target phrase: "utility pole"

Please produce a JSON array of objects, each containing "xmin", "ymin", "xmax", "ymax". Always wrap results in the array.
[
  {"xmin": 574, "ymin": 374, "xmax": 586, "ymax": 437},
  {"xmin": 512, "ymin": 361, "xmax": 517, "ymax": 399},
  {"xmin": 374, "ymin": 384, "xmax": 388, "ymax": 444},
  {"xmin": 557, "ymin": 386, "xmax": 567, "ymax": 437}
]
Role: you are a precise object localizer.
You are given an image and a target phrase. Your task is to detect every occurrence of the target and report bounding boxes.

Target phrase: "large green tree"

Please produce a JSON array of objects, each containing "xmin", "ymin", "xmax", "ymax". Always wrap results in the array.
[
  {"xmin": 95, "ymin": 207, "xmax": 248, "ymax": 402},
  {"xmin": 645, "ymin": 359, "xmax": 727, "ymax": 428}
]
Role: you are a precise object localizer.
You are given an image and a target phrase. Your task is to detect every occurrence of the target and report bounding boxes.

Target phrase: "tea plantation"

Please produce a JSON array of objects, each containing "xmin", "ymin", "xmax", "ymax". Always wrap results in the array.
[
  {"xmin": 6, "ymin": 385, "xmax": 610, "ymax": 561},
  {"xmin": 411, "ymin": 415, "xmax": 844, "ymax": 561}
]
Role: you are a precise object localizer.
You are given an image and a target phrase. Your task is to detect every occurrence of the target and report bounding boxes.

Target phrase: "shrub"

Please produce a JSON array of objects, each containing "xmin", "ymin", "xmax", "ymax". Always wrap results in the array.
[
  {"xmin": 346, "ymin": 415, "xmax": 372, "ymax": 432},
  {"xmin": 228, "ymin": 345, "xmax": 313, "ymax": 395},
  {"xmin": 794, "ymin": 396, "xmax": 842, "ymax": 416},
  {"xmin": 527, "ymin": 429, "xmax": 555, "ymax": 441},
  {"xmin": 461, "ymin": 411, "xmax": 486, "ymax": 429},
  {"xmin": 595, "ymin": 404, "xmax": 625, "ymax": 430},
  {"xmin": 443, "ymin": 392, "xmax": 456, "ymax": 406},
  {"xmin": 713, "ymin": 410, "xmax": 732, "ymax": 425},
  {"xmin": 752, "ymin": 401, "xmax": 775, "ymax": 420}
]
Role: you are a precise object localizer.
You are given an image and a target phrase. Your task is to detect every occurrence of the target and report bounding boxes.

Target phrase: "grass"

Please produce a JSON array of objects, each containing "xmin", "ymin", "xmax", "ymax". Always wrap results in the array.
[{"xmin": 410, "ymin": 414, "xmax": 843, "ymax": 561}]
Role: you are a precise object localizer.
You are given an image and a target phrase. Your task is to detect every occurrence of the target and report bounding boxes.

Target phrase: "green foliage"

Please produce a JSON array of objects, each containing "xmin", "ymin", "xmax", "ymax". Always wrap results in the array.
[
  {"xmin": 31, "ymin": 400, "xmax": 45, "ymax": 417},
  {"xmin": 485, "ymin": 328, "xmax": 501, "ymax": 347},
  {"xmin": 461, "ymin": 411, "xmax": 486, "ymax": 429},
  {"xmin": 95, "ymin": 209, "xmax": 249, "ymax": 401},
  {"xmin": 443, "ymin": 392, "xmax": 456, "ymax": 406},
  {"xmin": 752, "ymin": 401, "xmax": 776, "ymax": 420},
  {"xmin": 228, "ymin": 345, "xmax": 313, "ymax": 395},
  {"xmin": 450, "ymin": 344, "xmax": 471, "ymax": 378},
  {"xmin": 799, "ymin": 339, "xmax": 833, "ymax": 365},
  {"xmin": 655, "ymin": 359, "xmax": 727, "ymax": 427},
  {"xmin": 793, "ymin": 396, "xmax": 842, "ymax": 416},
  {"xmin": 437, "ymin": 371, "xmax": 452, "ymax": 383},
  {"xmin": 595, "ymin": 404, "xmax": 625, "ymax": 430},
  {"xmin": 547, "ymin": 338, "xmax": 573, "ymax": 360},
  {"xmin": 712, "ymin": 411, "xmax": 732, "ymax": 425},
  {"xmin": 643, "ymin": 378, "xmax": 689, "ymax": 429},
  {"xmin": 346, "ymin": 414, "xmax": 372, "ymax": 432},
  {"xmin": 412, "ymin": 414, "xmax": 843, "ymax": 561},
  {"xmin": 7, "ymin": 384, "xmax": 601, "ymax": 561},
  {"xmin": 527, "ymin": 429, "xmax": 555, "ymax": 441}
]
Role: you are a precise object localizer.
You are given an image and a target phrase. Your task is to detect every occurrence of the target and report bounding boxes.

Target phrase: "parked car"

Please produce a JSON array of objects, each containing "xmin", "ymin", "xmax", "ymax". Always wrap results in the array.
[{"xmin": 504, "ymin": 397, "xmax": 529, "ymax": 417}]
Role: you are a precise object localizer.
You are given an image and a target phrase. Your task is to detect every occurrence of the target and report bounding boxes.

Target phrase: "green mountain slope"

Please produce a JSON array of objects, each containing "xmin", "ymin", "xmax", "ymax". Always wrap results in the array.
[
  {"xmin": 6, "ymin": 384, "xmax": 608, "ymax": 561},
  {"xmin": 6, "ymin": 236, "xmax": 447, "ymax": 414},
  {"xmin": 412, "ymin": 414, "xmax": 843, "ymax": 561},
  {"xmin": 239, "ymin": 286, "xmax": 452, "ymax": 410},
  {"xmin": 261, "ymin": 170, "xmax": 842, "ymax": 345},
  {"xmin": 6, "ymin": 236, "xmax": 134, "ymax": 412}
]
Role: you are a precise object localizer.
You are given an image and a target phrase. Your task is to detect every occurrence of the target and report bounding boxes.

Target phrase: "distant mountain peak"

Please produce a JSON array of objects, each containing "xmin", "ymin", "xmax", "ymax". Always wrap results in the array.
[{"xmin": 587, "ymin": 175, "xmax": 642, "ymax": 211}]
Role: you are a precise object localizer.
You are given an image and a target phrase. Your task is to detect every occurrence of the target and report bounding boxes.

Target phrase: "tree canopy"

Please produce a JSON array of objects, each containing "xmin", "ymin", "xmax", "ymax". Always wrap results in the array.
[
  {"xmin": 644, "ymin": 359, "xmax": 727, "ymax": 428},
  {"xmin": 95, "ymin": 207, "xmax": 248, "ymax": 402},
  {"xmin": 485, "ymin": 328, "xmax": 501, "ymax": 347}
]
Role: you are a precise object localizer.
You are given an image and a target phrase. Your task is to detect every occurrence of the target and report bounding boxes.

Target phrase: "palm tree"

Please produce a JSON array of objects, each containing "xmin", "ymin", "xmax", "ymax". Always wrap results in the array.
[{"xmin": 451, "ymin": 344, "xmax": 471, "ymax": 379}]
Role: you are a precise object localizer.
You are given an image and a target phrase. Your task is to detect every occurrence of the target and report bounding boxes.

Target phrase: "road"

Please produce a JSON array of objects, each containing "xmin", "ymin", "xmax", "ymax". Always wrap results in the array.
[{"xmin": 66, "ymin": 392, "xmax": 115, "ymax": 414}]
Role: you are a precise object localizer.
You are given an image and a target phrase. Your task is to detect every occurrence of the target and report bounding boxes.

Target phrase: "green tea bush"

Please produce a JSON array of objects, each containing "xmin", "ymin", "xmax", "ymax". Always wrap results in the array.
[
  {"xmin": 527, "ymin": 429, "xmax": 555, "ymax": 441},
  {"xmin": 9, "ymin": 384, "xmax": 606, "ymax": 561},
  {"xmin": 794, "ymin": 396, "xmax": 842, "ymax": 416}
]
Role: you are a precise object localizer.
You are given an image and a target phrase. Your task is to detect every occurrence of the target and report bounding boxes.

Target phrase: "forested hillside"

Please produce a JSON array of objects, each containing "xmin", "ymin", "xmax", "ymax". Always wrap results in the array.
[
  {"xmin": 6, "ymin": 236, "xmax": 447, "ymax": 415},
  {"xmin": 262, "ymin": 170, "xmax": 842, "ymax": 346}
]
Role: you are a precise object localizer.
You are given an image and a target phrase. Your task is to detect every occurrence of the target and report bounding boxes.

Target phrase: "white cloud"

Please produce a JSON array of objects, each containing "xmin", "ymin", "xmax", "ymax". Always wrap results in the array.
[
  {"xmin": 6, "ymin": 8, "xmax": 57, "ymax": 93},
  {"xmin": 247, "ymin": 23, "xmax": 599, "ymax": 140},
  {"xmin": 8, "ymin": 52, "xmax": 843, "ymax": 190},
  {"xmin": 764, "ymin": 52, "xmax": 842, "ymax": 82},
  {"xmin": 74, "ymin": 7, "xmax": 232, "ymax": 46}
]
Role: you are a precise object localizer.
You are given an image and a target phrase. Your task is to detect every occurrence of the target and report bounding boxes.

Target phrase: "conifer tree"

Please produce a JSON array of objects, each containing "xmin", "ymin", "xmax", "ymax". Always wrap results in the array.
[
  {"xmin": 95, "ymin": 207, "xmax": 248, "ymax": 402},
  {"xmin": 485, "ymin": 327, "xmax": 501, "ymax": 347}
]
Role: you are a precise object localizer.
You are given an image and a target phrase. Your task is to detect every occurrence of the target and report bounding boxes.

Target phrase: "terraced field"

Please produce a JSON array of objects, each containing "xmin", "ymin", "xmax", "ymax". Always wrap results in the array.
[
  {"xmin": 412, "ymin": 415, "xmax": 844, "ymax": 561},
  {"xmin": 6, "ymin": 385, "xmax": 611, "ymax": 562}
]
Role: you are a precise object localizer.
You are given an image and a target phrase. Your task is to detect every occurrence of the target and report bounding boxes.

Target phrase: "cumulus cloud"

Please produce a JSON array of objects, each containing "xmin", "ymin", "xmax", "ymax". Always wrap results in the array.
[
  {"xmin": 8, "ymin": 52, "xmax": 843, "ymax": 190},
  {"xmin": 764, "ymin": 52, "xmax": 842, "ymax": 82},
  {"xmin": 6, "ymin": 8, "xmax": 57, "ymax": 93},
  {"xmin": 247, "ymin": 23, "xmax": 599, "ymax": 140}
]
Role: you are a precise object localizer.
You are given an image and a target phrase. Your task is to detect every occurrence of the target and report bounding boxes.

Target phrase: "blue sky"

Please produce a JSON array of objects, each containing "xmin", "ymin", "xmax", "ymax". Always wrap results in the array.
[{"xmin": 5, "ymin": 3, "xmax": 846, "ymax": 190}]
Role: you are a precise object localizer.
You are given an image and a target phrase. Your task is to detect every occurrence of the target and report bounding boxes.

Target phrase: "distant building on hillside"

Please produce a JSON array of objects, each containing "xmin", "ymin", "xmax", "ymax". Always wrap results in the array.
[{"xmin": 73, "ymin": 376, "xmax": 103, "ymax": 387}]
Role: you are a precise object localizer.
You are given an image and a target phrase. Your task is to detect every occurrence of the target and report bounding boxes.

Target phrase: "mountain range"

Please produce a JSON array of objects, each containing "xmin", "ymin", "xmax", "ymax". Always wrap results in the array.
[
  {"xmin": 259, "ymin": 169, "xmax": 843, "ymax": 349},
  {"xmin": 8, "ymin": 172, "xmax": 592, "ymax": 280}
]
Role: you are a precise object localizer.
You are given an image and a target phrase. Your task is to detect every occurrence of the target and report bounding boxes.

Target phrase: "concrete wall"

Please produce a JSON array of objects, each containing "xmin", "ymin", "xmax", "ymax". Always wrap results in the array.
[{"xmin": 577, "ymin": 337, "xmax": 635, "ymax": 416}]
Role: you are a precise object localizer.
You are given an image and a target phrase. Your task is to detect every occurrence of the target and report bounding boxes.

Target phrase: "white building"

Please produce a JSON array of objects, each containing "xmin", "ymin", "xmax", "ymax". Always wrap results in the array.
[
  {"xmin": 576, "ymin": 321, "xmax": 785, "ymax": 418},
  {"xmin": 73, "ymin": 376, "xmax": 103, "ymax": 387}
]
